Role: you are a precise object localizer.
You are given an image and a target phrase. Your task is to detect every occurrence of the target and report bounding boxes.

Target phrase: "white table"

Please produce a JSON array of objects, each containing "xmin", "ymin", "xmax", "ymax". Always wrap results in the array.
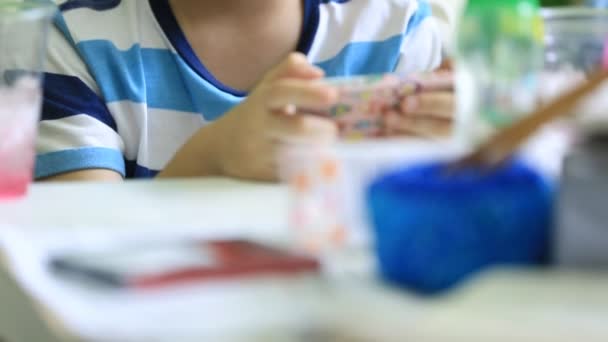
[
  {"xmin": 2, "ymin": 179, "xmax": 608, "ymax": 341},
  {"xmin": 0, "ymin": 178, "xmax": 290, "ymax": 237},
  {"xmin": 0, "ymin": 179, "xmax": 290, "ymax": 342}
]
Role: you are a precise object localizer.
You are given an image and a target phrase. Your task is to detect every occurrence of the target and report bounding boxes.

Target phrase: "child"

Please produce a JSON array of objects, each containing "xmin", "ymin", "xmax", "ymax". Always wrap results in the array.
[{"xmin": 38, "ymin": 0, "xmax": 452, "ymax": 182}]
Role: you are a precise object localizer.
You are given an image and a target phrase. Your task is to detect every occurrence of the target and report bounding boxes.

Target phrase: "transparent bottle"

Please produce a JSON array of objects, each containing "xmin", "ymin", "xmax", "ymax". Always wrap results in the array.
[{"xmin": 455, "ymin": 0, "xmax": 544, "ymax": 147}]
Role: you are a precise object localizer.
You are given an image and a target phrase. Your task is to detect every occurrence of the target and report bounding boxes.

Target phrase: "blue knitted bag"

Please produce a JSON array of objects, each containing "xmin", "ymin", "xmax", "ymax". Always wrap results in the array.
[{"xmin": 367, "ymin": 161, "xmax": 553, "ymax": 295}]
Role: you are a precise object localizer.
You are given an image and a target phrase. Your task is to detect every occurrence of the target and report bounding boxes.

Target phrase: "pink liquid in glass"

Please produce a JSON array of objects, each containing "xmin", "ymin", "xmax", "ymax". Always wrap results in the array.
[{"xmin": 0, "ymin": 77, "xmax": 41, "ymax": 201}]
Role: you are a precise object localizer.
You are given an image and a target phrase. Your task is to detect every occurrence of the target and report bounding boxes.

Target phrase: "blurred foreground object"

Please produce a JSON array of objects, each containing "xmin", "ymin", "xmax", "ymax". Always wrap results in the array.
[
  {"xmin": 367, "ymin": 160, "xmax": 552, "ymax": 295},
  {"xmin": 556, "ymin": 135, "xmax": 608, "ymax": 267},
  {"xmin": 456, "ymin": 69, "xmax": 608, "ymax": 169},
  {"xmin": 455, "ymin": 0, "xmax": 544, "ymax": 148},
  {"xmin": 0, "ymin": 1, "xmax": 55, "ymax": 200},
  {"xmin": 541, "ymin": 6, "xmax": 608, "ymax": 267},
  {"xmin": 1, "ymin": 229, "xmax": 327, "ymax": 340},
  {"xmin": 279, "ymin": 139, "xmax": 462, "ymax": 259},
  {"xmin": 543, "ymin": 7, "xmax": 608, "ymax": 74},
  {"xmin": 585, "ymin": 0, "xmax": 608, "ymax": 8},
  {"xmin": 540, "ymin": 6, "xmax": 608, "ymax": 136},
  {"xmin": 279, "ymin": 143, "xmax": 348, "ymax": 256}
]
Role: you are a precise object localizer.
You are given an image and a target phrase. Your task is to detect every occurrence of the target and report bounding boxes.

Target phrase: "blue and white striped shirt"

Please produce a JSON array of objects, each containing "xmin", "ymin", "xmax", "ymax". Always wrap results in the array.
[{"xmin": 36, "ymin": 0, "xmax": 441, "ymax": 179}]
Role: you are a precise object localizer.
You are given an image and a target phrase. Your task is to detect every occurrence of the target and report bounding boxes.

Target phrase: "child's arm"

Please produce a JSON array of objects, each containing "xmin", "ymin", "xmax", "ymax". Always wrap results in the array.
[
  {"xmin": 46, "ymin": 53, "xmax": 337, "ymax": 182},
  {"xmin": 36, "ymin": 26, "xmax": 127, "ymax": 181},
  {"xmin": 159, "ymin": 53, "xmax": 338, "ymax": 181},
  {"xmin": 43, "ymin": 169, "xmax": 122, "ymax": 181}
]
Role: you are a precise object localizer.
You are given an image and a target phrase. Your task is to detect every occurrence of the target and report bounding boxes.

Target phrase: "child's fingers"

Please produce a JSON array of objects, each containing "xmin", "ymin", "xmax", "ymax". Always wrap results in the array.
[
  {"xmin": 264, "ymin": 53, "xmax": 325, "ymax": 82},
  {"xmin": 414, "ymin": 71, "xmax": 454, "ymax": 92},
  {"xmin": 268, "ymin": 113, "xmax": 337, "ymax": 141},
  {"xmin": 384, "ymin": 113, "xmax": 453, "ymax": 138},
  {"xmin": 264, "ymin": 79, "xmax": 338, "ymax": 112},
  {"xmin": 438, "ymin": 58, "xmax": 453, "ymax": 71},
  {"xmin": 401, "ymin": 92, "xmax": 454, "ymax": 119},
  {"xmin": 390, "ymin": 124, "xmax": 452, "ymax": 138}
]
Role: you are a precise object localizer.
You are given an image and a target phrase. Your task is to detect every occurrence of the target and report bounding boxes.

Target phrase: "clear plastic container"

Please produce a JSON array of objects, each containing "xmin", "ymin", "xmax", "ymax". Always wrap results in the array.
[
  {"xmin": 0, "ymin": 1, "xmax": 55, "ymax": 200},
  {"xmin": 543, "ymin": 7, "xmax": 608, "ymax": 73},
  {"xmin": 455, "ymin": 0, "xmax": 544, "ymax": 147},
  {"xmin": 541, "ymin": 7, "xmax": 608, "ymax": 134},
  {"xmin": 278, "ymin": 142, "xmax": 347, "ymax": 256}
]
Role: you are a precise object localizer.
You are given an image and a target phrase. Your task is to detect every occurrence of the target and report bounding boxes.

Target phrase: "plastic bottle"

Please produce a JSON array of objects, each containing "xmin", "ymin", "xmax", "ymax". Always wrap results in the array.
[{"xmin": 455, "ymin": 0, "xmax": 544, "ymax": 147}]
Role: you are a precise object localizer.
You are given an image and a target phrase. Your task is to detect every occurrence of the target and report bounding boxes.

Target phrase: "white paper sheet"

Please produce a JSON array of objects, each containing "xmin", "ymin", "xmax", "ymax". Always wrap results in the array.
[{"xmin": 0, "ymin": 228, "xmax": 328, "ymax": 341}]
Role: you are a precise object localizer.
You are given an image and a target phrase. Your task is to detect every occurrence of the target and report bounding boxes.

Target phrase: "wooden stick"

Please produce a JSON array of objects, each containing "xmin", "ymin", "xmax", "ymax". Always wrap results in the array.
[{"xmin": 455, "ymin": 69, "xmax": 608, "ymax": 169}]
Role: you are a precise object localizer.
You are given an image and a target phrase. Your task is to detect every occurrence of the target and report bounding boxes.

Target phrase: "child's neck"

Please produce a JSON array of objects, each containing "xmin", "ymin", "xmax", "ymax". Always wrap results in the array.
[
  {"xmin": 170, "ymin": 0, "xmax": 304, "ymax": 91},
  {"xmin": 173, "ymin": 0, "xmax": 289, "ymax": 22}
]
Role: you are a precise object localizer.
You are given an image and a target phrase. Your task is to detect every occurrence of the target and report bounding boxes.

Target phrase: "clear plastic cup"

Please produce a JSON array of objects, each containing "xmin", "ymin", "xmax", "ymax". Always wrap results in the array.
[
  {"xmin": 0, "ymin": 1, "xmax": 55, "ymax": 200},
  {"xmin": 541, "ymin": 7, "xmax": 608, "ymax": 134},
  {"xmin": 543, "ymin": 7, "xmax": 608, "ymax": 73},
  {"xmin": 278, "ymin": 142, "xmax": 347, "ymax": 256}
]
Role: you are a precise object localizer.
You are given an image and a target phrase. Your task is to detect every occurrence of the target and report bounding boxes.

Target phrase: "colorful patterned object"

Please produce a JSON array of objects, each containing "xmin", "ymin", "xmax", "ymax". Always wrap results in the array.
[{"xmin": 312, "ymin": 73, "xmax": 439, "ymax": 139}]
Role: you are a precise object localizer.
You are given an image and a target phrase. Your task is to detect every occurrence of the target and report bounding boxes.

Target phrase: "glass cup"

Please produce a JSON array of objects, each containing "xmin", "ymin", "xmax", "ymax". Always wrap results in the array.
[
  {"xmin": 0, "ymin": 1, "xmax": 55, "ymax": 200},
  {"xmin": 540, "ymin": 7, "xmax": 608, "ymax": 134},
  {"xmin": 543, "ymin": 7, "xmax": 608, "ymax": 73}
]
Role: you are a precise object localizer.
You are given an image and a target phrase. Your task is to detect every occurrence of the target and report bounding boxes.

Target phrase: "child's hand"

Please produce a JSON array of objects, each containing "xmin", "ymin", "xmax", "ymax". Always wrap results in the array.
[
  {"xmin": 213, "ymin": 53, "xmax": 338, "ymax": 181},
  {"xmin": 384, "ymin": 70, "xmax": 454, "ymax": 138}
]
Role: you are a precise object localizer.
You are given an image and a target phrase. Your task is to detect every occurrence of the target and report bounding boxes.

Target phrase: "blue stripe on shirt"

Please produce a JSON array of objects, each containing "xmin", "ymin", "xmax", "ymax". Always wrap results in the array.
[
  {"xmin": 35, "ymin": 147, "xmax": 126, "ymax": 179},
  {"xmin": 148, "ymin": 0, "xmax": 247, "ymax": 97},
  {"xmin": 315, "ymin": 1, "xmax": 432, "ymax": 76},
  {"xmin": 298, "ymin": 0, "xmax": 321, "ymax": 54},
  {"xmin": 320, "ymin": 0, "xmax": 352, "ymax": 3},
  {"xmin": 59, "ymin": 0, "xmax": 122, "ymax": 12},
  {"xmin": 75, "ymin": 40, "xmax": 243, "ymax": 121},
  {"xmin": 42, "ymin": 73, "xmax": 117, "ymax": 131},
  {"xmin": 75, "ymin": 41, "xmax": 149, "ymax": 107},
  {"xmin": 406, "ymin": 0, "xmax": 432, "ymax": 36},
  {"xmin": 53, "ymin": 15, "xmax": 77, "ymax": 46},
  {"xmin": 316, "ymin": 35, "xmax": 404, "ymax": 76},
  {"xmin": 125, "ymin": 160, "xmax": 160, "ymax": 178}
]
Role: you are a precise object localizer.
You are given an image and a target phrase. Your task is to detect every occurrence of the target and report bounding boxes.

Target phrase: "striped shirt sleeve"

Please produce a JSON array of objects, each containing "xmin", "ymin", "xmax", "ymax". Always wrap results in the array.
[{"xmin": 35, "ymin": 24, "xmax": 126, "ymax": 179}]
